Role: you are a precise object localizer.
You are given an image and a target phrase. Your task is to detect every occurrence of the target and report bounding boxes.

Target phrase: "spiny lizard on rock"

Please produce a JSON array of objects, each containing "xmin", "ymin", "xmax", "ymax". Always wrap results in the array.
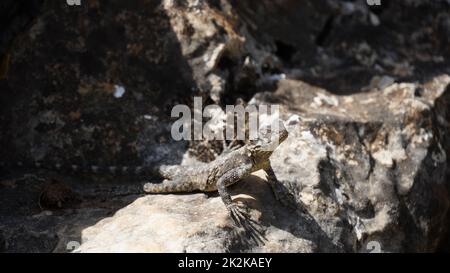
[
  {"xmin": 143, "ymin": 119, "xmax": 296, "ymax": 226},
  {"xmin": 2, "ymin": 118, "xmax": 298, "ymax": 226}
]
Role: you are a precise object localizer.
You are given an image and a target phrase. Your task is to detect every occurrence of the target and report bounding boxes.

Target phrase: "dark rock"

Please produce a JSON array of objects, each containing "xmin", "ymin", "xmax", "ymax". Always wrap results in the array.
[{"xmin": 1, "ymin": 0, "xmax": 194, "ymax": 169}]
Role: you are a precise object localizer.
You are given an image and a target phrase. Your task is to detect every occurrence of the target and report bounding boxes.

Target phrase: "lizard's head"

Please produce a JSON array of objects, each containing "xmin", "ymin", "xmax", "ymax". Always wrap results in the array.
[{"xmin": 248, "ymin": 119, "xmax": 289, "ymax": 156}]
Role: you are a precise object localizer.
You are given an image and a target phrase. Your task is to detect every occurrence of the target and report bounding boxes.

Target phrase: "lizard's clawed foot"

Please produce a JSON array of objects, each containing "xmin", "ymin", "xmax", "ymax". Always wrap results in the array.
[
  {"xmin": 227, "ymin": 203, "xmax": 249, "ymax": 227},
  {"xmin": 227, "ymin": 203, "xmax": 265, "ymax": 244},
  {"xmin": 222, "ymin": 140, "xmax": 242, "ymax": 154}
]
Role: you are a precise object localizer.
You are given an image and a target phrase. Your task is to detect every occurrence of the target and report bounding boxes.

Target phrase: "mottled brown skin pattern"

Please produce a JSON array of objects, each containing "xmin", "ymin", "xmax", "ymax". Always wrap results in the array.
[{"xmin": 144, "ymin": 123, "xmax": 290, "ymax": 225}]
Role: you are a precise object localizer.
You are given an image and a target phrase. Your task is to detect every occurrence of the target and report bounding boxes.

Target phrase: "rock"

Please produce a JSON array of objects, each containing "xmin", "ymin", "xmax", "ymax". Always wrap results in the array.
[
  {"xmin": 76, "ymin": 172, "xmax": 329, "ymax": 253},
  {"xmin": 0, "ymin": 0, "xmax": 44, "ymax": 57},
  {"xmin": 1, "ymin": 0, "xmax": 450, "ymax": 253},
  {"xmin": 255, "ymin": 76, "xmax": 450, "ymax": 252},
  {"xmin": 1, "ymin": 0, "xmax": 328, "ymax": 166},
  {"xmin": 162, "ymin": 0, "xmax": 333, "ymax": 103},
  {"xmin": 2, "ymin": 0, "xmax": 448, "ymax": 166},
  {"xmin": 75, "ymin": 75, "xmax": 450, "ymax": 253},
  {"xmin": 0, "ymin": 174, "xmax": 146, "ymax": 253},
  {"xmin": 1, "ymin": 0, "xmax": 197, "ymax": 168}
]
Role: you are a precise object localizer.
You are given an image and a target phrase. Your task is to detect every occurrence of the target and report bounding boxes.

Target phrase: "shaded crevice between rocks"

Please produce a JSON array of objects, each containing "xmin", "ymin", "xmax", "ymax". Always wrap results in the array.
[
  {"xmin": 318, "ymin": 149, "xmax": 373, "ymax": 252},
  {"xmin": 398, "ymin": 147, "xmax": 448, "ymax": 252}
]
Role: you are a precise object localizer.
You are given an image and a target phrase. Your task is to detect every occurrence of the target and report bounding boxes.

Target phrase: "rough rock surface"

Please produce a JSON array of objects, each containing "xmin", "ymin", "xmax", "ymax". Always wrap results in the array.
[
  {"xmin": 75, "ymin": 172, "xmax": 320, "ymax": 253},
  {"xmin": 74, "ymin": 75, "xmax": 450, "ymax": 253},
  {"xmin": 1, "ymin": 0, "xmax": 196, "ymax": 167},
  {"xmin": 263, "ymin": 76, "xmax": 450, "ymax": 252},
  {"xmin": 1, "ymin": 0, "xmax": 450, "ymax": 252}
]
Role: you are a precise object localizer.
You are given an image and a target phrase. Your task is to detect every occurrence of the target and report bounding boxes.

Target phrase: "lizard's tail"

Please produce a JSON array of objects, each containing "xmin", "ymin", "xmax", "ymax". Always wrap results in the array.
[
  {"xmin": 143, "ymin": 180, "xmax": 196, "ymax": 193},
  {"xmin": 0, "ymin": 160, "xmax": 158, "ymax": 176}
]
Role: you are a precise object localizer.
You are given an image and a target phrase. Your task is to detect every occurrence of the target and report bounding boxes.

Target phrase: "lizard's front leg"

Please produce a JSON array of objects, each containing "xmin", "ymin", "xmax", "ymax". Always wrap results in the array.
[
  {"xmin": 265, "ymin": 165, "xmax": 297, "ymax": 210},
  {"xmin": 216, "ymin": 164, "xmax": 252, "ymax": 226}
]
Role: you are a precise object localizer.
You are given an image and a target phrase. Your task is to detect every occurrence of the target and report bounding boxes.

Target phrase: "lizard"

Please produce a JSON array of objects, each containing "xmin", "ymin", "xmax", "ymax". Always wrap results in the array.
[
  {"xmin": 143, "ymin": 119, "xmax": 294, "ymax": 226},
  {"xmin": 1, "ymin": 118, "xmax": 297, "ymax": 226}
]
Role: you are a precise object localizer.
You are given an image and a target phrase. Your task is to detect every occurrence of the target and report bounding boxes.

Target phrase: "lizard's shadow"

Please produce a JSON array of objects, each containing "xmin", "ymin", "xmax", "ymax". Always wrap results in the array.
[{"xmin": 226, "ymin": 174, "xmax": 341, "ymax": 252}]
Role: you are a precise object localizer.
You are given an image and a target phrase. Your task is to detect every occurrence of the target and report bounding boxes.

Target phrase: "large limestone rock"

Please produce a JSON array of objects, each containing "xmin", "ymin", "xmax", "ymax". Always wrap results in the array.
[
  {"xmin": 75, "ymin": 75, "xmax": 450, "ymax": 252},
  {"xmin": 75, "ymin": 173, "xmax": 320, "ymax": 253},
  {"xmin": 265, "ymin": 76, "xmax": 450, "ymax": 252}
]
